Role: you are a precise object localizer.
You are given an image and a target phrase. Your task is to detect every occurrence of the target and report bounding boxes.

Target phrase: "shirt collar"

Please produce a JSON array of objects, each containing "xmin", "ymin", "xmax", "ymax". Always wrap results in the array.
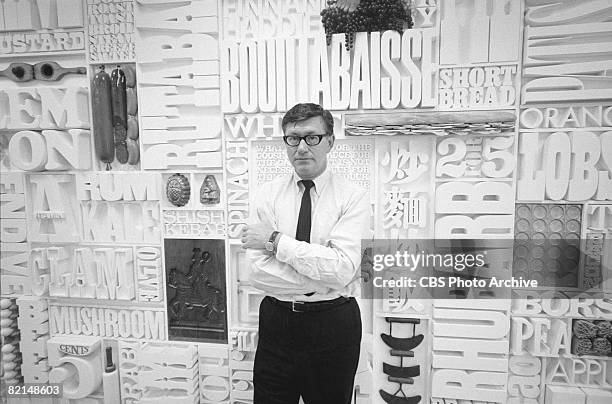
[{"xmin": 291, "ymin": 169, "xmax": 331, "ymax": 196}]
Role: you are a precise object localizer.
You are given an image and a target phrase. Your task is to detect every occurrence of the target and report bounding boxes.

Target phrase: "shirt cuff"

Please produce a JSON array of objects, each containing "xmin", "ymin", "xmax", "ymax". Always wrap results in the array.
[
  {"xmin": 275, "ymin": 234, "xmax": 296, "ymax": 262},
  {"xmin": 276, "ymin": 234, "xmax": 323, "ymax": 281}
]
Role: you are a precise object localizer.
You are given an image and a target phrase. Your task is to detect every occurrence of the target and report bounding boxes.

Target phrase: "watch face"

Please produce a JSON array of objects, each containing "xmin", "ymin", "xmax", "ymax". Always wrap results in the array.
[{"xmin": 265, "ymin": 241, "xmax": 273, "ymax": 251}]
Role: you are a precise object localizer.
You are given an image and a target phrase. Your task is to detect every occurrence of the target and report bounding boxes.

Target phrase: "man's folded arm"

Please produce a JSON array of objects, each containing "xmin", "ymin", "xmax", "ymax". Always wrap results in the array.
[
  {"xmin": 275, "ymin": 190, "xmax": 371, "ymax": 290},
  {"xmin": 246, "ymin": 185, "xmax": 329, "ymax": 294},
  {"xmin": 246, "ymin": 249, "xmax": 327, "ymax": 294}
]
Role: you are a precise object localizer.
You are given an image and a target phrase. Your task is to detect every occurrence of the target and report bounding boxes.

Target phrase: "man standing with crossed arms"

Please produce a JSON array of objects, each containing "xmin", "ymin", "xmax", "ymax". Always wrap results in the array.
[{"xmin": 241, "ymin": 103, "xmax": 370, "ymax": 404}]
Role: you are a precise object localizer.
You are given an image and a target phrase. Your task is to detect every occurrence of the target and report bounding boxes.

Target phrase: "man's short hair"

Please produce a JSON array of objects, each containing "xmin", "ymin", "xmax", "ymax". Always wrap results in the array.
[{"xmin": 281, "ymin": 103, "xmax": 334, "ymax": 136}]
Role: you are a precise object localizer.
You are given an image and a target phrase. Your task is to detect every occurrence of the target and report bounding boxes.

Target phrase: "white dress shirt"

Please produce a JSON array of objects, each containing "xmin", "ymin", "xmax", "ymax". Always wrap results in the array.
[{"xmin": 247, "ymin": 169, "xmax": 371, "ymax": 301}]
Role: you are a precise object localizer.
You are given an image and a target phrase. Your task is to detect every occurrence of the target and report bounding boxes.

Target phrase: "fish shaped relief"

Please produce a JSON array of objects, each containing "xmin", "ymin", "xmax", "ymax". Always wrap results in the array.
[{"xmin": 166, "ymin": 173, "xmax": 190, "ymax": 207}]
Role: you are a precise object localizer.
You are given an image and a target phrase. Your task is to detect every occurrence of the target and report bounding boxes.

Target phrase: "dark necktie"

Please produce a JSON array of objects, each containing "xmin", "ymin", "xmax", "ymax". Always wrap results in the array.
[{"xmin": 295, "ymin": 180, "xmax": 315, "ymax": 243}]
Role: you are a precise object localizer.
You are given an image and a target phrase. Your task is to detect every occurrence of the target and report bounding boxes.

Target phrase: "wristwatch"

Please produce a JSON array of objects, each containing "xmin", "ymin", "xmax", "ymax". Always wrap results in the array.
[{"xmin": 265, "ymin": 231, "xmax": 279, "ymax": 253}]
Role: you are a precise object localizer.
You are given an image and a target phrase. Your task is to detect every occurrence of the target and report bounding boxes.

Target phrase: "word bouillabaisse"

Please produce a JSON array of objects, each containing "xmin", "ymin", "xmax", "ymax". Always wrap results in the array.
[{"xmin": 222, "ymin": 30, "xmax": 437, "ymax": 112}]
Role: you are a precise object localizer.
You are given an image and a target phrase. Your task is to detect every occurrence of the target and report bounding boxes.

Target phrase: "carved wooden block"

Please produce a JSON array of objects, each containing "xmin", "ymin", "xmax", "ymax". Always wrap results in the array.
[
  {"xmin": 582, "ymin": 387, "xmax": 612, "ymax": 404},
  {"xmin": 163, "ymin": 210, "xmax": 226, "ymax": 238},
  {"xmin": 165, "ymin": 239, "xmax": 227, "ymax": 342},
  {"xmin": 511, "ymin": 291, "xmax": 612, "ymax": 319},
  {"xmin": 432, "ymin": 337, "xmax": 508, "ymax": 372},
  {"xmin": 0, "ymin": 31, "xmax": 85, "ymax": 55},
  {"xmin": 0, "ymin": 193, "xmax": 24, "ymax": 219},
  {"xmin": 142, "ymin": 142, "xmax": 223, "ymax": 169},
  {"xmin": 377, "ymin": 136, "xmax": 434, "ymax": 238},
  {"xmin": 229, "ymin": 329, "xmax": 258, "ymax": 353},
  {"xmin": 433, "ymin": 306, "xmax": 509, "ymax": 340},
  {"xmin": 517, "ymin": 130, "xmax": 611, "ymax": 201},
  {"xmin": 16, "ymin": 296, "xmax": 50, "ymax": 384},
  {"xmin": 47, "ymin": 336, "xmax": 103, "ymax": 399},
  {"xmin": 76, "ymin": 172, "xmax": 160, "ymax": 201},
  {"xmin": 137, "ymin": 1, "xmax": 217, "ymax": 33},
  {"xmin": 42, "ymin": 245, "xmax": 135, "ymax": 300},
  {"xmin": 0, "ymin": 0, "xmax": 85, "ymax": 55},
  {"xmin": 134, "ymin": 0, "xmax": 223, "ymax": 173},
  {"xmin": 87, "ymin": 0, "xmax": 136, "ymax": 63},
  {"xmin": 139, "ymin": 86, "xmax": 220, "ymax": 115},
  {"xmin": 226, "ymin": 140, "xmax": 249, "ymax": 239},
  {"xmin": 7, "ymin": 129, "xmax": 92, "ymax": 171},
  {"xmin": 234, "ymin": 287, "xmax": 264, "ymax": 327},
  {"xmin": 229, "ymin": 348, "xmax": 255, "ymax": 403},
  {"xmin": 1, "ymin": 242, "xmax": 30, "ymax": 295},
  {"xmin": 412, "ymin": 0, "xmax": 438, "ymax": 29},
  {"xmin": 138, "ymin": 342, "xmax": 199, "ymax": 398},
  {"xmin": 141, "ymin": 115, "xmax": 221, "ymax": 144},
  {"xmin": 513, "ymin": 204, "xmax": 582, "ymax": 288},
  {"xmin": 137, "ymin": 32, "xmax": 219, "ymax": 63},
  {"xmin": 26, "ymin": 174, "xmax": 80, "ymax": 243},
  {"xmin": 438, "ymin": 65, "xmax": 518, "ymax": 110},
  {"xmin": 220, "ymin": 30, "xmax": 437, "ymax": 113},
  {"xmin": 585, "ymin": 204, "xmax": 612, "ymax": 232},
  {"xmin": 6, "ymin": 131, "xmax": 46, "ymax": 172},
  {"xmin": 139, "ymin": 60, "xmax": 219, "ymax": 88},
  {"xmin": 431, "ymin": 300, "xmax": 509, "ymax": 402},
  {"xmin": 198, "ymin": 343, "xmax": 230, "ymax": 404},
  {"xmin": 0, "ymin": 173, "xmax": 23, "ymax": 194},
  {"xmin": 520, "ymin": 105, "xmax": 612, "ymax": 130},
  {"xmin": 1, "ymin": 172, "xmax": 30, "ymax": 296},
  {"xmin": 440, "ymin": 0, "xmax": 520, "ymax": 64},
  {"xmin": 34, "ymin": 246, "xmax": 69, "ymax": 298},
  {"xmin": 435, "ymin": 214, "xmax": 514, "ymax": 239},
  {"xmin": 136, "ymin": 246, "xmax": 163, "ymax": 303},
  {"xmin": 229, "ymin": 243, "xmax": 249, "ymax": 284},
  {"xmin": 522, "ymin": 0, "xmax": 612, "ymax": 103},
  {"xmin": 545, "ymin": 385, "xmax": 585, "ymax": 404},
  {"xmin": 0, "ymin": 88, "xmax": 90, "ymax": 130},
  {"xmin": 511, "ymin": 317, "xmax": 572, "ymax": 357},
  {"xmin": 49, "ymin": 303, "xmax": 166, "ymax": 340},
  {"xmin": 221, "ymin": 0, "xmax": 324, "ymax": 40},
  {"xmin": 118, "ymin": 341, "xmax": 199, "ymax": 403},
  {"xmin": 431, "ymin": 369, "xmax": 507, "ymax": 402},
  {"xmin": 508, "ymin": 355, "xmax": 543, "ymax": 402},
  {"xmin": 436, "ymin": 134, "xmax": 515, "ymax": 179},
  {"xmin": 228, "ymin": 244, "xmax": 262, "ymax": 328},
  {"xmin": 435, "ymin": 181, "xmax": 514, "ymax": 214},
  {"xmin": 118, "ymin": 340, "xmax": 140, "ymax": 403},
  {"xmin": 81, "ymin": 201, "xmax": 161, "ymax": 244},
  {"xmin": 383, "ymin": 289, "xmax": 431, "ymax": 316},
  {"xmin": 379, "ymin": 137, "xmax": 433, "ymax": 186}
]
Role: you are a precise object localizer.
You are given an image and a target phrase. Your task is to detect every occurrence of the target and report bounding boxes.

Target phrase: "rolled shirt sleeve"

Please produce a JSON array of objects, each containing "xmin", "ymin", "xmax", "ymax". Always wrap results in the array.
[
  {"xmin": 247, "ymin": 172, "xmax": 372, "ymax": 298},
  {"xmin": 275, "ymin": 189, "xmax": 371, "ymax": 290},
  {"xmin": 246, "ymin": 183, "xmax": 330, "ymax": 295}
]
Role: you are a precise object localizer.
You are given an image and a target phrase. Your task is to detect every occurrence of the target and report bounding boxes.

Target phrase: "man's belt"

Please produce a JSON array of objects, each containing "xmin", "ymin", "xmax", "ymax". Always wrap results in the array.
[{"xmin": 267, "ymin": 296, "xmax": 352, "ymax": 313}]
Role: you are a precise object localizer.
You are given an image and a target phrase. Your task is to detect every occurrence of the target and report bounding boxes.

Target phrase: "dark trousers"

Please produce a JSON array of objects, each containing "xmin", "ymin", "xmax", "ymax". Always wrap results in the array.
[{"xmin": 254, "ymin": 296, "xmax": 362, "ymax": 404}]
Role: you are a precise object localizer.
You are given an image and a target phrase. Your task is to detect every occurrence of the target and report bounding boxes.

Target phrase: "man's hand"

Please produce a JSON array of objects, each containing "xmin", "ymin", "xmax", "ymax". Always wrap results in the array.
[{"xmin": 241, "ymin": 222, "xmax": 274, "ymax": 250}]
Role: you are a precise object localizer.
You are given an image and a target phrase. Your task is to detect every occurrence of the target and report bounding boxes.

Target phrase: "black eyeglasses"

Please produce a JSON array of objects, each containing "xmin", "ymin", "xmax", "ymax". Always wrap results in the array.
[{"xmin": 283, "ymin": 134, "xmax": 331, "ymax": 147}]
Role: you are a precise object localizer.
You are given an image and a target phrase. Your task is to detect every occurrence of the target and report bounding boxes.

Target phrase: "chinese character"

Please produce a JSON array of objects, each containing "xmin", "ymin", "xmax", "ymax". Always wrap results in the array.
[
  {"xmin": 381, "ymin": 141, "xmax": 429, "ymax": 184},
  {"xmin": 383, "ymin": 187, "xmax": 426, "ymax": 230}
]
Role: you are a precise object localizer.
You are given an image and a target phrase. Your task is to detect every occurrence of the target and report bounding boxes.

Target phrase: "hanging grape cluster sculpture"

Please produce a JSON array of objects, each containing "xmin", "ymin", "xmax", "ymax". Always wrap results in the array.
[{"xmin": 321, "ymin": 0, "xmax": 413, "ymax": 50}]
